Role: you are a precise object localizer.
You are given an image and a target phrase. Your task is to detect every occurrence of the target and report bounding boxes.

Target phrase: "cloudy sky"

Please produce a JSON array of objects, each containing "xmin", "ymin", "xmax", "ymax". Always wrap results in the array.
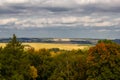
[{"xmin": 0, "ymin": 0, "xmax": 120, "ymax": 39}]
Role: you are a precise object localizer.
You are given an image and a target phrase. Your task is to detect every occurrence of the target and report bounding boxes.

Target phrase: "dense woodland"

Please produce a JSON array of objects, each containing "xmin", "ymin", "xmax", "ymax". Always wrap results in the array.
[{"xmin": 0, "ymin": 35, "xmax": 120, "ymax": 80}]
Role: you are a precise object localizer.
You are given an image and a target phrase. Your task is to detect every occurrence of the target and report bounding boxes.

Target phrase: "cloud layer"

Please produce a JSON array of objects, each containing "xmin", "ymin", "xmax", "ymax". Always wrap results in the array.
[
  {"xmin": 0, "ymin": 16, "xmax": 120, "ymax": 29},
  {"xmin": 0, "ymin": 0, "xmax": 120, "ymax": 38}
]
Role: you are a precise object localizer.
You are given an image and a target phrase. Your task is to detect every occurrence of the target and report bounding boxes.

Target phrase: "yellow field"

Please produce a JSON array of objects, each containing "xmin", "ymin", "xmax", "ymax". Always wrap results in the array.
[
  {"xmin": 0, "ymin": 43, "xmax": 7, "ymax": 47},
  {"xmin": 0, "ymin": 43, "xmax": 91, "ymax": 50}
]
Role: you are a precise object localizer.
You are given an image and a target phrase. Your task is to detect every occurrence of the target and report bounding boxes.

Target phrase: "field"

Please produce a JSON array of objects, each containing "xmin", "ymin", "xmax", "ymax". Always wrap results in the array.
[{"xmin": 0, "ymin": 43, "xmax": 92, "ymax": 50}]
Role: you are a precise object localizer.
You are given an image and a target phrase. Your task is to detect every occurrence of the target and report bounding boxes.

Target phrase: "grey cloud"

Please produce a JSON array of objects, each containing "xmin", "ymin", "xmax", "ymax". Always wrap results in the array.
[
  {"xmin": 0, "ymin": 0, "xmax": 120, "ymax": 16},
  {"xmin": 0, "ymin": 4, "xmax": 72, "ymax": 16},
  {"xmin": 0, "ymin": 0, "xmax": 120, "ymax": 28},
  {"xmin": 0, "ymin": 16, "xmax": 119, "ymax": 29},
  {"xmin": 0, "ymin": 7, "xmax": 20, "ymax": 14},
  {"xmin": 0, "ymin": 0, "xmax": 119, "ymax": 39},
  {"xmin": 42, "ymin": 7, "xmax": 72, "ymax": 12}
]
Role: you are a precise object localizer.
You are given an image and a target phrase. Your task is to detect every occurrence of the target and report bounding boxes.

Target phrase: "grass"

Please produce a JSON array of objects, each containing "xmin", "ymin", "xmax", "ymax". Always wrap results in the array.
[{"xmin": 0, "ymin": 43, "xmax": 92, "ymax": 50}]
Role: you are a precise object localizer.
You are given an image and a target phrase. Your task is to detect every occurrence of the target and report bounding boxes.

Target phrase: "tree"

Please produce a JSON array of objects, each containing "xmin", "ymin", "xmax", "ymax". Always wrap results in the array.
[
  {"xmin": 87, "ymin": 43, "xmax": 120, "ymax": 80},
  {"xmin": 49, "ymin": 50, "xmax": 87, "ymax": 80},
  {"xmin": 0, "ymin": 34, "xmax": 30, "ymax": 80},
  {"xmin": 29, "ymin": 66, "xmax": 38, "ymax": 80},
  {"xmin": 98, "ymin": 39, "xmax": 115, "ymax": 44},
  {"xmin": 5, "ymin": 34, "xmax": 24, "ymax": 52}
]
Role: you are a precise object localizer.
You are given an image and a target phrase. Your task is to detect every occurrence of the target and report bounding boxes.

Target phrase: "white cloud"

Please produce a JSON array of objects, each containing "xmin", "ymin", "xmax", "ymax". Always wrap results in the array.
[
  {"xmin": 0, "ymin": 16, "xmax": 119, "ymax": 29},
  {"xmin": 39, "ymin": 0, "xmax": 76, "ymax": 7},
  {"xmin": 75, "ymin": 0, "xmax": 119, "ymax": 5},
  {"xmin": 75, "ymin": 0, "xmax": 97, "ymax": 4},
  {"xmin": 92, "ymin": 22, "xmax": 113, "ymax": 27},
  {"xmin": 0, "ymin": 0, "xmax": 120, "ymax": 7},
  {"xmin": 2, "ymin": 0, "xmax": 28, "ymax": 3},
  {"xmin": 0, "ymin": 18, "xmax": 18, "ymax": 25},
  {"xmin": 97, "ymin": 29, "xmax": 111, "ymax": 32}
]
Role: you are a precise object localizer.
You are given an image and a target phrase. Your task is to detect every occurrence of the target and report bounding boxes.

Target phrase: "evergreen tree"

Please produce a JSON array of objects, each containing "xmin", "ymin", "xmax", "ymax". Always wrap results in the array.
[
  {"xmin": 5, "ymin": 34, "xmax": 24, "ymax": 53},
  {"xmin": 0, "ymin": 34, "xmax": 30, "ymax": 80}
]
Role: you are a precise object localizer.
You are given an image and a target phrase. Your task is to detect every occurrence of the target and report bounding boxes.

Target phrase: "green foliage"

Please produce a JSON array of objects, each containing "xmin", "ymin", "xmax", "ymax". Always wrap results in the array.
[
  {"xmin": 1, "ymin": 34, "xmax": 120, "ymax": 80},
  {"xmin": 48, "ymin": 50, "xmax": 87, "ymax": 80},
  {"xmin": 98, "ymin": 39, "xmax": 115, "ymax": 44},
  {"xmin": 0, "ymin": 34, "xmax": 30, "ymax": 80}
]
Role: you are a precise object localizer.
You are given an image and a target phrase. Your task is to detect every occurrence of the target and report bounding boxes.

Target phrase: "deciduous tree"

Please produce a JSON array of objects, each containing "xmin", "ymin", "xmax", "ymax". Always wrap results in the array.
[{"xmin": 87, "ymin": 43, "xmax": 120, "ymax": 80}]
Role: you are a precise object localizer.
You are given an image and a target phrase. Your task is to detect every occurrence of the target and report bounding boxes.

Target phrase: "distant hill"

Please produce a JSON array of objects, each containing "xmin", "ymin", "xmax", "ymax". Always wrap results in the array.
[
  {"xmin": 0, "ymin": 38, "xmax": 119, "ymax": 44},
  {"xmin": 113, "ymin": 39, "xmax": 120, "ymax": 44}
]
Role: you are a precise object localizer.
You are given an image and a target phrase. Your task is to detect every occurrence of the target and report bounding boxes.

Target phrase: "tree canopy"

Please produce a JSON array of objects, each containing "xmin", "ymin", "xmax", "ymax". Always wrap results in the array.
[{"xmin": 0, "ymin": 35, "xmax": 120, "ymax": 80}]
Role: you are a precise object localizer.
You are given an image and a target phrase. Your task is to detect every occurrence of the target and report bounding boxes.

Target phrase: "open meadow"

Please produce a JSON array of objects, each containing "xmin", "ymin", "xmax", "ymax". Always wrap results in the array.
[{"xmin": 0, "ymin": 43, "xmax": 92, "ymax": 50}]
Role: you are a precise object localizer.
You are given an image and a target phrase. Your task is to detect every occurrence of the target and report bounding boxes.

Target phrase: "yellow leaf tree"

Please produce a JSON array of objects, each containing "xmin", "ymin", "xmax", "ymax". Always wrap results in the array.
[{"xmin": 29, "ymin": 66, "xmax": 38, "ymax": 80}]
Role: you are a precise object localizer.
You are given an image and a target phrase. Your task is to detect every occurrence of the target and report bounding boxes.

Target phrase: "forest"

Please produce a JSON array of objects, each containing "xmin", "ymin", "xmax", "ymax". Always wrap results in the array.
[{"xmin": 0, "ymin": 34, "xmax": 120, "ymax": 80}]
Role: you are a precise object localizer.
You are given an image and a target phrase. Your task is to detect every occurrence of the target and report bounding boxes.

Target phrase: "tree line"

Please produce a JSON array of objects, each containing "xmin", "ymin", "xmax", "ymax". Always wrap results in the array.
[{"xmin": 0, "ymin": 34, "xmax": 120, "ymax": 80}]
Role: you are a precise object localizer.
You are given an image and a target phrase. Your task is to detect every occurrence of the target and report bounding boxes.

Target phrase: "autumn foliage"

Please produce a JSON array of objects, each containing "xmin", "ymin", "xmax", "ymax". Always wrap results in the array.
[
  {"xmin": 0, "ymin": 35, "xmax": 120, "ymax": 80},
  {"xmin": 87, "ymin": 42, "xmax": 120, "ymax": 80}
]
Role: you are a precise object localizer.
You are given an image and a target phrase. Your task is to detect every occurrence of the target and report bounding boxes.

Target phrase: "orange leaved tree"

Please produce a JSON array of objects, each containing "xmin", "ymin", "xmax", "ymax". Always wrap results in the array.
[{"xmin": 87, "ymin": 42, "xmax": 120, "ymax": 80}]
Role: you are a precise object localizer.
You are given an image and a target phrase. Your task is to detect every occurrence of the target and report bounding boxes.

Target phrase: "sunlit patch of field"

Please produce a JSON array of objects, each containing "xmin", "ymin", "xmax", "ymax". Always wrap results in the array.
[
  {"xmin": 0, "ymin": 43, "xmax": 7, "ymax": 48},
  {"xmin": 23, "ymin": 43, "xmax": 91, "ymax": 50},
  {"xmin": 0, "ymin": 43, "xmax": 92, "ymax": 50}
]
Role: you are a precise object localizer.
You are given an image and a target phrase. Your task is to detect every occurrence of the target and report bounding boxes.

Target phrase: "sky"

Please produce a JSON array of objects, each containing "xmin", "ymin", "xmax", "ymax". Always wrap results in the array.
[{"xmin": 0, "ymin": 0, "xmax": 120, "ymax": 39}]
